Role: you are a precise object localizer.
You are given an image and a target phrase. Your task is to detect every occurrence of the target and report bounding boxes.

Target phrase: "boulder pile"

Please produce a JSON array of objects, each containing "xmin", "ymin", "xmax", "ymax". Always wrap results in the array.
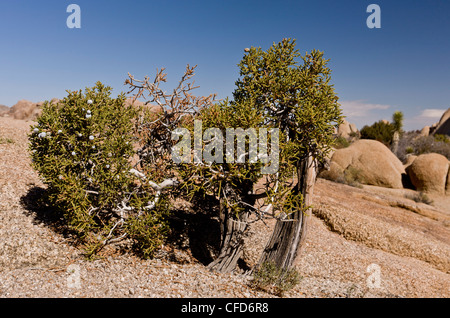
[{"xmin": 321, "ymin": 139, "xmax": 450, "ymax": 196}]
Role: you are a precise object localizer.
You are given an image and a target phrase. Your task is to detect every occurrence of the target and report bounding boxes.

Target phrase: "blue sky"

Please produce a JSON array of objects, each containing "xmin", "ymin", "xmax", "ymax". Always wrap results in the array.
[{"xmin": 0, "ymin": 0, "xmax": 449, "ymax": 131}]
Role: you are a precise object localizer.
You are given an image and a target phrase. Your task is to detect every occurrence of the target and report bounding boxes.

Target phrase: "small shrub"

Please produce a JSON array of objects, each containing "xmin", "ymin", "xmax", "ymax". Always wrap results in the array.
[
  {"xmin": 334, "ymin": 136, "xmax": 350, "ymax": 149},
  {"xmin": 396, "ymin": 131, "xmax": 450, "ymax": 161},
  {"xmin": 344, "ymin": 166, "xmax": 365, "ymax": 187},
  {"xmin": 250, "ymin": 261, "xmax": 301, "ymax": 297},
  {"xmin": 434, "ymin": 134, "xmax": 450, "ymax": 144},
  {"xmin": 0, "ymin": 137, "xmax": 14, "ymax": 144},
  {"xmin": 404, "ymin": 192, "xmax": 434, "ymax": 205},
  {"xmin": 29, "ymin": 82, "xmax": 169, "ymax": 258},
  {"xmin": 405, "ymin": 146, "xmax": 414, "ymax": 154},
  {"xmin": 319, "ymin": 165, "xmax": 364, "ymax": 188},
  {"xmin": 360, "ymin": 120, "xmax": 395, "ymax": 146}
]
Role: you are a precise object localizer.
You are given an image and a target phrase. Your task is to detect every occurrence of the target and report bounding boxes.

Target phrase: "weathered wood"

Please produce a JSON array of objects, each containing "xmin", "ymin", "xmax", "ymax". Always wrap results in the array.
[
  {"xmin": 257, "ymin": 154, "xmax": 318, "ymax": 270},
  {"xmin": 207, "ymin": 199, "xmax": 249, "ymax": 273}
]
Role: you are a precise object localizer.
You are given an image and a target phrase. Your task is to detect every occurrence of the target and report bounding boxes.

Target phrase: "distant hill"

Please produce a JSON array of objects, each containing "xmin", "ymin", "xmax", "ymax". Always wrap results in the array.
[{"xmin": 0, "ymin": 104, "xmax": 10, "ymax": 114}]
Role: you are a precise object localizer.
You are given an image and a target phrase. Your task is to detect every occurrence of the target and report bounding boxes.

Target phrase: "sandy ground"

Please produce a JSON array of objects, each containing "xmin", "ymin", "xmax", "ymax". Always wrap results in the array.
[{"xmin": 0, "ymin": 116, "xmax": 449, "ymax": 298}]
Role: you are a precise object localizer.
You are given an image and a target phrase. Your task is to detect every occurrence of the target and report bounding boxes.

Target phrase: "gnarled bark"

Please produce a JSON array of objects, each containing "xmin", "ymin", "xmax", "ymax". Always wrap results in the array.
[
  {"xmin": 206, "ymin": 205, "xmax": 249, "ymax": 273},
  {"xmin": 209, "ymin": 155, "xmax": 317, "ymax": 273},
  {"xmin": 257, "ymin": 154, "xmax": 318, "ymax": 270},
  {"xmin": 207, "ymin": 182, "xmax": 254, "ymax": 273}
]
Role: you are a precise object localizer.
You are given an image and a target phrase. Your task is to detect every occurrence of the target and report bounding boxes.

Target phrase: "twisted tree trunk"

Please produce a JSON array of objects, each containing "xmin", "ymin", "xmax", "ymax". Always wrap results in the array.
[
  {"xmin": 207, "ymin": 203, "xmax": 249, "ymax": 273},
  {"xmin": 208, "ymin": 155, "xmax": 317, "ymax": 273},
  {"xmin": 257, "ymin": 154, "xmax": 318, "ymax": 270},
  {"xmin": 207, "ymin": 182, "xmax": 254, "ymax": 273}
]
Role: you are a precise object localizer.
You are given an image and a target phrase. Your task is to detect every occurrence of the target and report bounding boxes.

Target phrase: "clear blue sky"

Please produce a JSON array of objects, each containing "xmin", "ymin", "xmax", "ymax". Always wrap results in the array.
[{"xmin": 1, "ymin": 0, "xmax": 449, "ymax": 130}]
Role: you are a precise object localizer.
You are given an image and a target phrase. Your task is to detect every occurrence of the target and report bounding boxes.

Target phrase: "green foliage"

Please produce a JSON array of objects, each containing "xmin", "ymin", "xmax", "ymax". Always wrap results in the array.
[
  {"xmin": 334, "ymin": 136, "xmax": 351, "ymax": 149},
  {"xmin": 434, "ymin": 134, "xmax": 449, "ymax": 143},
  {"xmin": 176, "ymin": 39, "xmax": 342, "ymax": 224},
  {"xmin": 126, "ymin": 196, "xmax": 170, "ymax": 258},
  {"xmin": 392, "ymin": 111, "xmax": 404, "ymax": 132},
  {"xmin": 344, "ymin": 166, "xmax": 365, "ymax": 188},
  {"xmin": 405, "ymin": 146, "xmax": 414, "ymax": 154},
  {"xmin": 229, "ymin": 38, "xmax": 343, "ymax": 217},
  {"xmin": 360, "ymin": 120, "xmax": 395, "ymax": 145},
  {"xmin": 29, "ymin": 82, "xmax": 169, "ymax": 258},
  {"xmin": 234, "ymin": 38, "xmax": 343, "ymax": 165},
  {"xmin": 360, "ymin": 111, "xmax": 404, "ymax": 146},
  {"xmin": 250, "ymin": 261, "xmax": 302, "ymax": 296},
  {"xmin": 176, "ymin": 98, "xmax": 264, "ymax": 217}
]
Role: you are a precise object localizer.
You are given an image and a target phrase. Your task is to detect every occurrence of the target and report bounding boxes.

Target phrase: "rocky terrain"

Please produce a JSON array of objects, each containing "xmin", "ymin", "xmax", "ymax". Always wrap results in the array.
[{"xmin": 0, "ymin": 116, "xmax": 449, "ymax": 298}]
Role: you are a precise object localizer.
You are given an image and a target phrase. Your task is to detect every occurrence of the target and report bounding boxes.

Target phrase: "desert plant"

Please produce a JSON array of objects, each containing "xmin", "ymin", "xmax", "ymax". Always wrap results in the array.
[
  {"xmin": 360, "ymin": 120, "xmax": 395, "ymax": 145},
  {"xmin": 360, "ymin": 111, "xmax": 404, "ymax": 146},
  {"xmin": 343, "ymin": 166, "xmax": 365, "ymax": 188},
  {"xmin": 0, "ymin": 136, "xmax": 14, "ymax": 144},
  {"xmin": 403, "ymin": 191, "xmax": 434, "ymax": 205},
  {"xmin": 29, "ymin": 82, "xmax": 169, "ymax": 258},
  {"xmin": 334, "ymin": 136, "xmax": 351, "ymax": 149},
  {"xmin": 405, "ymin": 146, "xmax": 414, "ymax": 154},
  {"xmin": 396, "ymin": 131, "xmax": 450, "ymax": 161},
  {"xmin": 231, "ymin": 38, "xmax": 342, "ymax": 272},
  {"xmin": 434, "ymin": 134, "xmax": 449, "ymax": 143},
  {"xmin": 250, "ymin": 261, "xmax": 301, "ymax": 297},
  {"xmin": 125, "ymin": 65, "xmax": 262, "ymax": 272},
  {"xmin": 126, "ymin": 39, "xmax": 342, "ymax": 274},
  {"xmin": 392, "ymin": 111, "xmax": 404, "ymax": 133}
]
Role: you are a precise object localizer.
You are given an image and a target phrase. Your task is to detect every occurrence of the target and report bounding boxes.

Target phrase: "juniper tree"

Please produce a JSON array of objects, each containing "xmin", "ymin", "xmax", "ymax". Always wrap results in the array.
[
  {"xmin": 29, "ymin": 82, "xmax": 171, "ymax": 258},
  {"xmin": 165, "ymin": 39, "xmax": 342, "ymax": 273},
  {"xmin": 231, "ymin": 38, "xmax": 343, "ymax": 271}
]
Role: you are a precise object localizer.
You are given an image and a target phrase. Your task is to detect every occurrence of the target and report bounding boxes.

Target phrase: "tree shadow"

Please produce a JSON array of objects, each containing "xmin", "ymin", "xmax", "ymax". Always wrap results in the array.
[
  {"xmin": 166, "ymin": 194, "xmax": 222, "ymax": 266},
  {"xmin": 20, "ymin": 186, "xmax": 236, "ymax": 267},
  {"xmin": 19, "ymin": 186, "xmax": 78, "ymax": 243}
]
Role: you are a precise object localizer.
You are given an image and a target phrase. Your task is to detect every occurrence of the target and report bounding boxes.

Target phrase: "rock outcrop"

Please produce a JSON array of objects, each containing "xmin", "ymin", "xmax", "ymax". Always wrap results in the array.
[
  {"xmin": 323, "ymin": 139, "xmax": 405, "ymax": 189},
  {"xmin": 0, "ymin": 104, "xmax": 9, "ymax": 115},
  {"xmin": 2, "ymin": 97, "xmax": 155, "ymax": 121},
  {"xmin": 2, "ymin": 99, "xmax": 54, "ymax": 121},
  {"xmin": 337, "ymin": 119, "xmax": 359, "ymax": 139},
  {"xmin": 420, "ymin": 126, "xmax": 430, "ymax": 137},
  {"xmin": 431, "ymin": 107, "xmax": 450, "ymax": 136},
  {"xmin": 406, "ymin": 153, "xmax": 450, "ymax": 195},
  {"xmin": 447, "ymin": 168, "xmax": 450, "ymax": 195}
]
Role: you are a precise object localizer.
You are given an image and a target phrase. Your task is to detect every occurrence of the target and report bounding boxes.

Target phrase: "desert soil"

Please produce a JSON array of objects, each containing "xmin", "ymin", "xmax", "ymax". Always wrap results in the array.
[{"xmin": 0, "ymin": 116, "xmax": 449, "ymax": 298}]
